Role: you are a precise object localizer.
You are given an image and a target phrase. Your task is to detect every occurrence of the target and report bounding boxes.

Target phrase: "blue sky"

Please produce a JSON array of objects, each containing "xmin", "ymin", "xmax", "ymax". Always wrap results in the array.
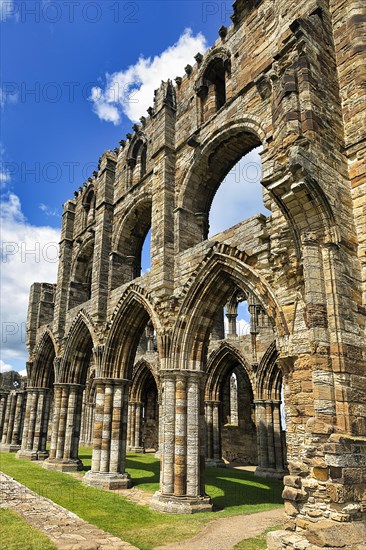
[{"xmin": 1, "ymin": 0, "xmax": 267, "ymax": 374}]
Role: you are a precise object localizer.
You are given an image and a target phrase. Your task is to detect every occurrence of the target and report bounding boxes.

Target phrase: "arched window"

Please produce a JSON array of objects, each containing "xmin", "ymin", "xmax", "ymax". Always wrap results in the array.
[
  {"xmin": 128, "ymin": 139, "xmax": 148, "ymax": 186},
  {"xmin": 68, "ymin": 239, "xmax": 94, "ymax": 309},
  {"xmin": 109, "ymin": 199, "xmax": 152, "ymax": 290},
  {"xmin": 82, "ymin": 189, "xmax": 96, "ymax": 228},
  {"xmin": 198, "ymin": 56, "xmax": 229, "ymax": 123},
  {"xmin": 177, "ymin": 129, "xmax": 269, "ymax": 252},
  {"xmin": 209, "ymin": 146, "xmax": 270, "ymax": 238}
]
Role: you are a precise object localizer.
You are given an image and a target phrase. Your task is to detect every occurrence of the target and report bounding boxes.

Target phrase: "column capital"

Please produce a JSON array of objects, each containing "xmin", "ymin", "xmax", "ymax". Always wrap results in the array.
[
  {"xmin": 25, "ymin": 386, "xmax": 51, "ymax": 393},
  {"xmin": 93, "ymin": 377, "xmax": 130, "ymax": 387},
  {"xmin": 254, "ymin": 399, "xmax": 266, "ymax": 405},
  {"xmin": 160, "ymin": 369, "xmax": 207, "ymax": 380},
  {"xmin": 53, "ymin": 382, "xmax": 85, "ymax": 390}
]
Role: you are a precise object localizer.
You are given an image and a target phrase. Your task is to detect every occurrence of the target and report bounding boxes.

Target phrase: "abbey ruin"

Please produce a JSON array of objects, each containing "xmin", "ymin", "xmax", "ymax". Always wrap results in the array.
[{"xmin": 0, "ymin": 0, "xmax": 365, "ymax": 548}]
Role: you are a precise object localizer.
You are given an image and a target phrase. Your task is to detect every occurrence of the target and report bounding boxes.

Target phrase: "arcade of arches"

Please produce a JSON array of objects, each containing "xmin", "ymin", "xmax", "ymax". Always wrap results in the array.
[{"xmin": 1, "ymin": 1, "xmax": 365, "ymax": 548}]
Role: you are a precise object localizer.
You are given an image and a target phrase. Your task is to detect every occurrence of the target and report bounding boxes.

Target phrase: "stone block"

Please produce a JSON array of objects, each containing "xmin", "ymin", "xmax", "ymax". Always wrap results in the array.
[
  {"xmin": 305, "ymin": 520, "xmax": 366, "ymax": 547},
  {"xmin": 282, "ymin": 486, "xmax": 308, "ymax": 501}
]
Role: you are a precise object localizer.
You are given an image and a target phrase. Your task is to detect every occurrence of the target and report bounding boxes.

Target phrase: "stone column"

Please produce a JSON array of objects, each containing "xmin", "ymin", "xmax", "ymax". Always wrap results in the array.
[
  {"xmin": 146, "ymin": 322, "xmax": 155, "ymax": 352},
  {"xmin": 272, "ymin": 400, "xmax": 285, "ymax": 473},
  {"xmin": 129, "ymin": 402, "xmax": 144, "ymax": 453},
  {"xmin": 254, "ymin": 399, "xmax": 269, "ymax": 475},
  {"xmin": 205, "ymin": 400, "xmax": 223, "ymax": 466},
  {"xmin": 205, "ymin": 401, "xmax": 213, "ymax": 459},
  {"xmin": 174, "ymin": 373, "xmax": 187, "ymax": 496},
  {"xmin": 84, "ymin": 378, "xmax": 131, "ymax": 489},
  {"xmin": 39, "ymin": 389, "xmax": 52, "ymax": 459},
  {"xmin": 0, "ymin": 392, "xmax": 12, "ymax": 446},
  {"xmin": 0, "ymin": 391, "xmax": 9, "ymax": 440},
  {"xmin": 0, "ymin": 392, "xmax": 22, "ymax": 452},
  {"xmin": 0, "ymin": 391, "xmax": 25, "ymax": 452},
  {"xmin": 226, "ymin": 314, "xmax": 237, "ymax": 337},
  {"xmin": 31, "ymin": 390, "xmax": 47, "ymax": 455},
  {"xmin": 43, "ymin": 383, "xmax": 84, "ymax": 471},
  {"xmin": 48, "ymin": 384, "xmax": 62, "ymax": 460},
  {"xmin": 160, "ymin": 371, "xmax": 175, "ymax": 494},
  {"xmin": 11, "ymin": 391, "xmax": 25, "ymax": 448},
  {"xmin": 151, "ymin": 370, "xmax": 212, "ymax": 513},
  {"xmin": 5, "ymin": 393, "xmax": 16, "ymax": 444},
  {"xmin": 155, "ymin": 399, "xmax": 162, "ymax": 457},
  {"xmin": 266, "ymin": 400, "xmax": 276, "ymax": 470}
]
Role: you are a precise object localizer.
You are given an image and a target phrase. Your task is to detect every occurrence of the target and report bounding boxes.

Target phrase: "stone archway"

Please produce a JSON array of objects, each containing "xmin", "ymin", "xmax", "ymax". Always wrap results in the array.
[
  {"xmin": 128, "ymin": 359, "xmax": 160, "ymax": 453},
  {"xmin": 152, "ymin": 247, "xmax": 289, "ymax": 513},
  {"xmin": 43, "ymin": 315, "xmax": 96, "ymax": 472},
  {"xmin": 16, "ymin": 330, "xmax": 57, "ymax": 461},
  {"xmin": 255, "ymin": 342, "xmax": 287, "ymax": 478},
  {"xmin": 205, "ymin": 343, "xmax": 257, "ymax": 467},
  {"xmin": 84, "ymin": 285, "xmax": 163, "ymax": 490}
]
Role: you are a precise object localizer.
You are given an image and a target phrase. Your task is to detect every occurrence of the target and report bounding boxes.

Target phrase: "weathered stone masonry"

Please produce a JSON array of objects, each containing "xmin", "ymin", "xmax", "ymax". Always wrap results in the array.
[{"xmin": 1, "ymin": 0, "xmax": 365, "ymax": 548}]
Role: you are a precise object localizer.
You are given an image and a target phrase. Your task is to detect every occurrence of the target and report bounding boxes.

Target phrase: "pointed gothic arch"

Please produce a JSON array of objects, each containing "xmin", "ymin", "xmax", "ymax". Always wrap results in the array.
[
  {"xmin": 29, "ymin": 330, "xmax": 57, "ymax": 388},
  {"xmin": 102, "ymin": 285, "xmax": 163, "ymax": 379},
  {"xmin": 59, "ymin": 313, "xmax": 97, "ymax": 385},
  {"xmin": 170, "ymin": 245, "xmax": 288, "ymax": 372},
  {"xmin": 110, "ymin": 194, "xmax": 152, "ymax": 289},
  {"xmin": 68, "ymin": 236, "xmax": 95, "ymax": 309},
  {"xmin": 205, "ymin": 342, "xmax": 253, "ymax": 401}
]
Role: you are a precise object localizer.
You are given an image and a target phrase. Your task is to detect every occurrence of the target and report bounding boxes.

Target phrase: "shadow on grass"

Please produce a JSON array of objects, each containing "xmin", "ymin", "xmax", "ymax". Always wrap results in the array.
[
  {"xmin": 206, "ymin": 467, "xmax": 283, "ymax": 511},
  {"xmin": 76, "ymin": 448, "xmax": 282, "ymax": 511},
  {"xmin": 126, "ymin": 456, "xmax": 161, "ymax": 486}
]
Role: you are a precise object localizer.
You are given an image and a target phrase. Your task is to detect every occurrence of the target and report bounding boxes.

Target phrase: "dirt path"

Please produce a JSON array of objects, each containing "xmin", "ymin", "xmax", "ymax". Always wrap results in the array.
[
  {"xmin": 0, "ymin": 471, "xmax": 139, "ymax": 550},
  {"xmin": 154, "ymin": 507, "xmax": 284, "ymax": 550}
]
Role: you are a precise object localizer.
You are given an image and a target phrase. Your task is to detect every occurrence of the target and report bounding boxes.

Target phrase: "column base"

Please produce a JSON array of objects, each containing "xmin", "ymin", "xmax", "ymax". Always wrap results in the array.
[
  {"xmin": 83, "ymin": 471, "xmax": 132, "ymax": 490},
  {"xmin": 16, "ymin": 449, "xmax": 39, "ymax": 461},
  {"xmin": 255, "ymin": 466, "xmax": 287, "ymax": 479},
  {"xmin": 150, "ymin": 491, "xmax": 212, "ymax": 514},
  {"xmin": 128, "ymin": 446, "xmax": 145, "ymax": 453},
  {"xmin": 42, "ymin": 457, "xmax": 83, "ymax": 472},
  {"xmin": 205, "ymin": 458, "xmax": 226, "ymax": 468},
  {"xmin": 37, "ymin": 450, "xmax": 49, "ymax": 461},
  {"xmin": 0, "ymin": 443, "xmax": 21, "ymax": 453}
]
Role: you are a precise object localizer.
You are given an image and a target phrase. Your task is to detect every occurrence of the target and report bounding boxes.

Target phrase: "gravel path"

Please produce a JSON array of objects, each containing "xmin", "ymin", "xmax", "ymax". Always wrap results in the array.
[
  {"xmin": 154, "ymin": 507, "xmax": 284, "ymax": 550},
  {"xmin": 0, "ymin": 471, "xmax": 139, "ymax": 550}
]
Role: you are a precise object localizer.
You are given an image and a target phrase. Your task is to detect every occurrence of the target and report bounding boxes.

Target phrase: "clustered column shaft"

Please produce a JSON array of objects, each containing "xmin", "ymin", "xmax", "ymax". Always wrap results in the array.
[
  {"xmin": 255, "ymin": 399, "xmax": 284, "ymax": 474},
  {"xmin": 0, "ymin": 391, "xmax": 25, "ymax": 450},
  {"xmin": 127, "ymin": 401, "xmax": 143, "ymax": 451},
  {"xmin": 44, "ymin": 383, "xmax": 84, "ymax": 471},
  {"xmin": 151, "ymin": 370, "xmax": 212, "ymax": 513},
  {"xmin": 84, "ymin": 378, "xmax": 131, "ymax": 489},
  {"xmin": 205, "ymin": 400, "xmax": 222, "ymax": 463},
  {"xmin": 0, "ymin": 391, "xmax": 9, "ymax": 440}
]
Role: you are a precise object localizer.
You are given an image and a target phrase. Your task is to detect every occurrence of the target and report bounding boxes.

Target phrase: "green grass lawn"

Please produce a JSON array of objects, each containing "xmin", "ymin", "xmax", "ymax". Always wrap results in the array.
[
  {"xmin": 0, "ymin": 509, "xmax": 57, "ymax": 550},
  {"xmin": 233, "ymin": 525, "xmax": 282, "ymax": 549},
  {"xmin": 0, "ymin": 449, "xmax": 283, "ymax": 550}
]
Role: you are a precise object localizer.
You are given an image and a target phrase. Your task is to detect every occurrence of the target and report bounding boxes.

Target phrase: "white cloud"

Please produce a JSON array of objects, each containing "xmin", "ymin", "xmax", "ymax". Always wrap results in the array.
[
  {"xmin": 90, "ymin": 28, "xmax": 207, "ymax": 124},
  {"xmin": 18, "ymin": 368, "xmax": 27, "ymax": 377},
  {"xmin": 39, "ymin": 203, "xmax": 61, "ymax": 217},
  {"xmin": 208, "ymin": 148, "xmax": 271, "ymax": 237},
  {"xmin": 0, "ymin": 359, "xmax": 13, "ymax": 373},
  {"xmin": 0, "ymin": 169, "xmax": 11, "ymax": 189},
  {"xmin": 0, "ymin": 192, "xmax": 60, "ymax": 366},
  {"xmin": 224, "ymin": 317, "xmax": 250, "ymax": 337}
]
